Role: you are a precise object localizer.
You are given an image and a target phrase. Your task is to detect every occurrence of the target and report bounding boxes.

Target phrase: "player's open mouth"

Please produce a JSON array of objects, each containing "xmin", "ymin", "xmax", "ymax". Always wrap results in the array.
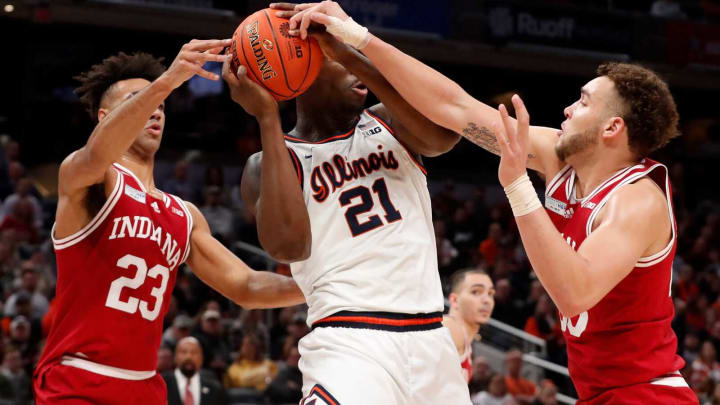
[
  {"xmin": 146, "ymin": 123, "xmax": 162, "ymax": 135},
  {"xmin": 351, "ymin": 82, "xmax": 368, "ymax": 96}
]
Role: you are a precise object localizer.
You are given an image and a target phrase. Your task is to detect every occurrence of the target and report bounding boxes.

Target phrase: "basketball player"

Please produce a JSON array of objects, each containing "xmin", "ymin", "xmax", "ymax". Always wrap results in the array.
[
  {"xmin": 290, "ymin": 3, "xmax": 698, "ymax": 403},
  {"xmin": 223, "ymin": 7, "xmax": 471, "ymax": 404},
  {"xmin": 33, "ymin": 41, "xmax": 304, "ymax": 404},
  {"xmin": 443, "ymin": 269, "xmax": 495, "ymax": 383}
]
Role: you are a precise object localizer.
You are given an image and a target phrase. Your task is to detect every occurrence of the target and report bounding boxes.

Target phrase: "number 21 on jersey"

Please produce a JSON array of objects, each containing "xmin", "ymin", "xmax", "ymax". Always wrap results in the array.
[{"xmin": 339, "ymin": 177, "xmax": 401, "ymax": 237}]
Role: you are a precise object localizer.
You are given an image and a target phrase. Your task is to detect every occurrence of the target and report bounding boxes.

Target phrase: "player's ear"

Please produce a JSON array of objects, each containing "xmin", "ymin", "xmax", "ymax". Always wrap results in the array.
[
  {"xmin": 97, "ymin": 108, "xmax": 109, "ymax": 122},
  {"xmin": 602, "ymin": 116, "xmax": 625, "ymax": 140},
  {"xmin": 449, "ymin": 292, "xmax": 459, "ymax": 306}
]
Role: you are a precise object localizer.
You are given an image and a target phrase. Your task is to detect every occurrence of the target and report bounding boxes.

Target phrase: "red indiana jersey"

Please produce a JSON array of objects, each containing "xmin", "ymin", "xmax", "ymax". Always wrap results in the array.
[
  {"xmin": 37, "ymin": 163, "xmax": 192, "ymax": 374},
  {"xmin": 544, "ymin": 159, "xmax": 687, "ymax": 401}
]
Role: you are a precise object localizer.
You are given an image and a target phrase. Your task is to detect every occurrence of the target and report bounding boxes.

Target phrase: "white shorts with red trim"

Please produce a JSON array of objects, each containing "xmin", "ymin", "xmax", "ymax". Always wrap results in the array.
[{"xmin": 298, "ymin": 318, "xmax": 471, "ymax": 405}]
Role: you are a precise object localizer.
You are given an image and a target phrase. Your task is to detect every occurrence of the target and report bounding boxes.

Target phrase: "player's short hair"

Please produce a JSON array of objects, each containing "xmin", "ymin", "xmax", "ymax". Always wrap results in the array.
[
  {"xmin": 75, "ymin": 52, "xmax": 166, "ymax": 122},
  {"xmin": 596, "ymin": 62, "xmax": 680, "ymax": 158},
  {"xmin": 449, "ymin": 268, "xmax": 490, "ymax": 294}
]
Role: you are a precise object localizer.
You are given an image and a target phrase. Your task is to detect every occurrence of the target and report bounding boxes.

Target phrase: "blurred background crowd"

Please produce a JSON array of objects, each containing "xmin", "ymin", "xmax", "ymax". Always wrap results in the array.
[{"xmin": 1, "ymin": 0, "xmax": 720, "ymax": 404}]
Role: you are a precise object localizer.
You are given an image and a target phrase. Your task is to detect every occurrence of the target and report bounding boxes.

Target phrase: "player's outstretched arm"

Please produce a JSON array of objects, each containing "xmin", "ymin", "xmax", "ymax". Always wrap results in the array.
[
  {"xmin": 495, "ymin": 95, "xmax": 671, "ymax": 317},
  {"xmin": 288, "ymin": 2, "xmax": 562, "ymax": 175},
  {"xmin": 223, "ymin": 59, "xmax": 311, "ymax": 263},
  {"xmin": 184, "ymin": 202, "xmax": 305, "ymax": 309},
  {"xmin": 59, "ymin": 39, "xmax": 231, "ymax": 195}
]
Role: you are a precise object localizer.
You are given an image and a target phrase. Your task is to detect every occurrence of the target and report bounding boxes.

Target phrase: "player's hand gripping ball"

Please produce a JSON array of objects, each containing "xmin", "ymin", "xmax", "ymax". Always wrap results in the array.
[{"xmin": 230, "ymin": 8, "xmax": 323, "ymax": 101}]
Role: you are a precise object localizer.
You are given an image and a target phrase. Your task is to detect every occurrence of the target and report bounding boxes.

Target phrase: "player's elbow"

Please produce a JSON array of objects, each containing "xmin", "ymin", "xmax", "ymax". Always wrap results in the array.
[
  {"xmin": 422, "ymin": 131, "xmax": 461, "ymax": 157},
  {"xmin": 556, "ymin": 292, "xmax": 594, "ymax": 319},
  {"xmin": 263, "ymin": 232, "xmax": 311, "ymax": 263}
]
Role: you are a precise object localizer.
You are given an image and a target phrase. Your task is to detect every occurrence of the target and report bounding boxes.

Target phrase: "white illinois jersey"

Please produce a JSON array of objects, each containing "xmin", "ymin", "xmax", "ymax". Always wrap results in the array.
[{"xmin": 284, "ymin": 109, "xmax": 444, "ymax": 325}]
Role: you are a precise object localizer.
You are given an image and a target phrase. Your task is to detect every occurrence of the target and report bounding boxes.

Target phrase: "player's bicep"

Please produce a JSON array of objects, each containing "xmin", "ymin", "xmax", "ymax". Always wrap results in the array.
[
  {"xmin": 240, "ymin": 152, "xmax": 262, "ymax": 216},
  {"xmin": 185, "ymin": 203, "xmax": 249, "ymax": 301},
  {"xmin": 58, "ymin": 149, "xmax": 108, "ymax": 196}
]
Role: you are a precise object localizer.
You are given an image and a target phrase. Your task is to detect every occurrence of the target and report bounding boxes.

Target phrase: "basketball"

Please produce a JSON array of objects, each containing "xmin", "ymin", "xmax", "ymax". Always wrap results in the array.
[{"xmin": 230, "ymin": 8, "xmax": 323, "ymax": 101}]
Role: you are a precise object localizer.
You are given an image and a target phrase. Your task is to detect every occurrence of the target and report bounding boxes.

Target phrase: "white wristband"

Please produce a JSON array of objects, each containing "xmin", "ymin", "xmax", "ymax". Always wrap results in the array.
[
  {"xmin": 503, "ymin": 173, "xmax": 542, "ymax": 217},
  {"xmin": 325, "ymin": 16, "xmax": 371, "ymax": 50}
]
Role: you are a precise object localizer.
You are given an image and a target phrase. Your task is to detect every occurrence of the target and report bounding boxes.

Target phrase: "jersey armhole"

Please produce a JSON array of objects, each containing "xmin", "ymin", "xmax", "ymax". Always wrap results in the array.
[
  {"xmin": 52, "ymin": 168, "xmax": 125, "ymax": 250},
  {"xmin": 170, "ymin": 195, "xmax": 194, "ymax": 265},
  {"xmin": 286, "ymin": 147, "xmax": 305, "ymax": 190}
]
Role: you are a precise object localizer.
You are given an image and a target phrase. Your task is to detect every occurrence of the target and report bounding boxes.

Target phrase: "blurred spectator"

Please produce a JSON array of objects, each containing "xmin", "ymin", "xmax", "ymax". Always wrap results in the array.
[
  {"xmin": 491, "ymin": 279, "xmax": 525, "ymax": 328},
  {"xmin": 472, "ymin": 373, "xmax": 518, "ymax": 405},
  {"xmin": 469, "ymin": 355, "xmax": 494, "ymax": 396},
  {"xmin": 0, "ymin": 198, "xmax": 39, "ymax": 244},
  {"xmin": 0, "ymin": 346, "xmax": 31, "ymax": 402},
  {"xmin": 193, "ymin": 309, "xmax": 231, "ymax": 376},
  {"xmin": 504, "ymin": 350, "xmax": 537, "ymax": 404},
  {"xmin": 7, "ymin": 316, "xmax": 36, "ymax": 374},
  {"xmin": 162, "ymin": 160, "xmax": 198, "ymax": 202},
  {"xmin": 684, "ymin": 333, "xmax": 702, "ymax": 365},
  {"xmin": 157, "ymin": 346, "xmax": 175, "ymax": 375},
  {"xmin": 524, "ymin": 294, "xmax": 560, "ymax": 341},
  {"xmin": 265, "ymin": 345, "xmax": 302, "ymax": 403},
  {"xmin": 163, "ymin": 336, "xmax": 225, "ymax": 405},
  {"xmin": 479, "ymin": 223, "xmax": 503, "ymax": 268},
  {"xmin": 223, "ymin": 333, "xmax": 278, "ymax": 391},
  {"xmin": 693, "ymin": 341, "xmax": 720, "ymax": 384},
  {"xmin": 200, "ymin": 186, "xmax": 234, "ymax": 244},
  {"xmin": 436, "ymin": 219, "xmax": 459, "ymax": 272},
  {"xmin": 1, "ymin": 178, "xmax": 43, "ymax": 231},
  {"xmin": 163, "ymin": 314, "xmax": 194, "ymax": 351},
  {"xmin": 531, "ymin": 381, "xmax": 558, "ymax": 405},
  {"xmin": 4, "ymin": 264, "xmax": 50, "ymax": 319}
]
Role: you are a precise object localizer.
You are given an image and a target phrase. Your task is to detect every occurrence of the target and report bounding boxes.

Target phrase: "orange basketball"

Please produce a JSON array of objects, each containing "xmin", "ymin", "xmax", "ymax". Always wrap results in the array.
[{"xmin": 230, "ymin": 8, "xmax": 323, "ymax": 101}]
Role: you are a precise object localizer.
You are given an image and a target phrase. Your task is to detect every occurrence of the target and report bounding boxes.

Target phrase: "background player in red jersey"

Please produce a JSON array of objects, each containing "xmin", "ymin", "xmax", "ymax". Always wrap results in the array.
[
  {"xmin": 442, "ymin": 269, "xmax": 495, "ymax": 383},
  {"xmin": 289, "ymin": 2, "xmax": 699, "ymax": 403},
  {"xmin": 34, "ymin": 39, "xmax": 304, "ymax": 404}
]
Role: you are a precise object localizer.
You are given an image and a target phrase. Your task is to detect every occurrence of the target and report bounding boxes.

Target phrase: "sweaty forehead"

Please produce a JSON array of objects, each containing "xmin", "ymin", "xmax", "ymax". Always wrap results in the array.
[{"xmin": 101, "ymin": 78, "xmax": 152, "ymax": 108}]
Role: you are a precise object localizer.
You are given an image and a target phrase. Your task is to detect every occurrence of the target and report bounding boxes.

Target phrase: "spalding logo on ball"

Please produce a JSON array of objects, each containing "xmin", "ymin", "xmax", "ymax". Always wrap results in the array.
[{"xmin": 231, "ymin": 8, "xmax": 323, "ymax": 101}]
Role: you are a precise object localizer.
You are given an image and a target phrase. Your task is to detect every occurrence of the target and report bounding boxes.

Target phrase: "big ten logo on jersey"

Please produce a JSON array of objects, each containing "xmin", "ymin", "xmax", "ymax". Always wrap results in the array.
[
  {"xmin": 559, "ymin": 232, "xmax": 588, "ymax": 337},
  {"xmin": 310, "ymin": 147, "xmax": 402, "ymax": 237}
]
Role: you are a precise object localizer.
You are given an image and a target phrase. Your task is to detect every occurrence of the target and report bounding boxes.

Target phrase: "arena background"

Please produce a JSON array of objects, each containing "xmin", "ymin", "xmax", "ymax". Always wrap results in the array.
[{"xmin": 0, "ymin": 0, "xmax": 719, "ymax": 404}]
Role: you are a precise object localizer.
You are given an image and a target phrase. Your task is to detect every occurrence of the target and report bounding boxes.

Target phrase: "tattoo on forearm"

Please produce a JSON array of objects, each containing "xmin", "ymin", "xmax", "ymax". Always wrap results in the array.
[
  {"xmin": 462, "ymin": 122, "xmax": 500, "ymax": 155},
  {"xmin": 461, "ymin": 122, "xmax": 535, "ymax": 159}
]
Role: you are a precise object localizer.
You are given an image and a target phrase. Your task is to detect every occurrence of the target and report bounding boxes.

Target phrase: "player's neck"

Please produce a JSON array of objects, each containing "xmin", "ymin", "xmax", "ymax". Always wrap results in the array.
[
  {"xmin": 117, "ymin": 153, "xmax": 157, "ymax": 193},
  {"xmin": 450, "ymin": 312, "xmax": 479, "ymax": 340},
  {"xmin": 293, "ymin": 102, "xmax": 361, "ymax": 142},
  {"xmin": 569, "ymin": 151, "xmax": 637, "ymax": 199}
]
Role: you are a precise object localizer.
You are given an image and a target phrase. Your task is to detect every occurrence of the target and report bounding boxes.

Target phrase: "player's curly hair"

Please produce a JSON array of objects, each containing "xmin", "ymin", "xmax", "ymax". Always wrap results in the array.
[
  {"xmin": 597, "ymin": 62, "xmax": 680, "ymax": 158},
  {"xmin": 74, "ymin": 52, "xmax": 166, "ymax": 122}
]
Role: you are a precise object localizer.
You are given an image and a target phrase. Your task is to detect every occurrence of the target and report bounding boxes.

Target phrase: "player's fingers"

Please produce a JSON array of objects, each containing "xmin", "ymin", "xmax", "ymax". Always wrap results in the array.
[
  {"xmin": 492, "ymin": 120, "xmax": 509, "ymax": 156},
  {"xmin": 192, "ymin": 64, "xmax": 221, "ymax": 81},
  {"xmin": 498, "ymin": 104, "xmax": 517, "ymax": 154},
  {"xmin": 294, "ymin": 2, "xmax": 319, "ymax": 11},
  {"xmin": 299, "ymin": 11, "xmax": 316, "ymax": 39},
  {"xmin": 221, "ymin": 58, "xmax": 239, "ymax": 85},
  {"xmin": 275, "ymin": 9, "xmax": 300, "ymax": 18},
  {"xmin": 289, "ymin": 9, "xmax": 307, "ymax": 29},
  {"xmin": 310, "ymin": 11, "xmax": 333, "ymax": 26},
  {"xmin": 511, "ymin": 94, "xmax": 530, "ymax": 141},
  {"xmin": 204, "ymin": 47, "xmax": 225, "ymax": 55},
  {"xmin": 186, "ymin": 38, "xmax": 232, "ymax": 52},
  {"xmin": 269, "ymin": 2, "xmax": 297, "ymax": 10}
]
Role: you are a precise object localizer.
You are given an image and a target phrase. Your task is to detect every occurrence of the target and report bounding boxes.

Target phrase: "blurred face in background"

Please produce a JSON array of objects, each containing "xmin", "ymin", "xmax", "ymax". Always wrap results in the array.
[
  {"xmin": 175, "ymin": 337, "xmax": 203, "ymax": 378},
  {"xmin": 450, "ymin": 272, "xmax": 495, "ymax": 327}
]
